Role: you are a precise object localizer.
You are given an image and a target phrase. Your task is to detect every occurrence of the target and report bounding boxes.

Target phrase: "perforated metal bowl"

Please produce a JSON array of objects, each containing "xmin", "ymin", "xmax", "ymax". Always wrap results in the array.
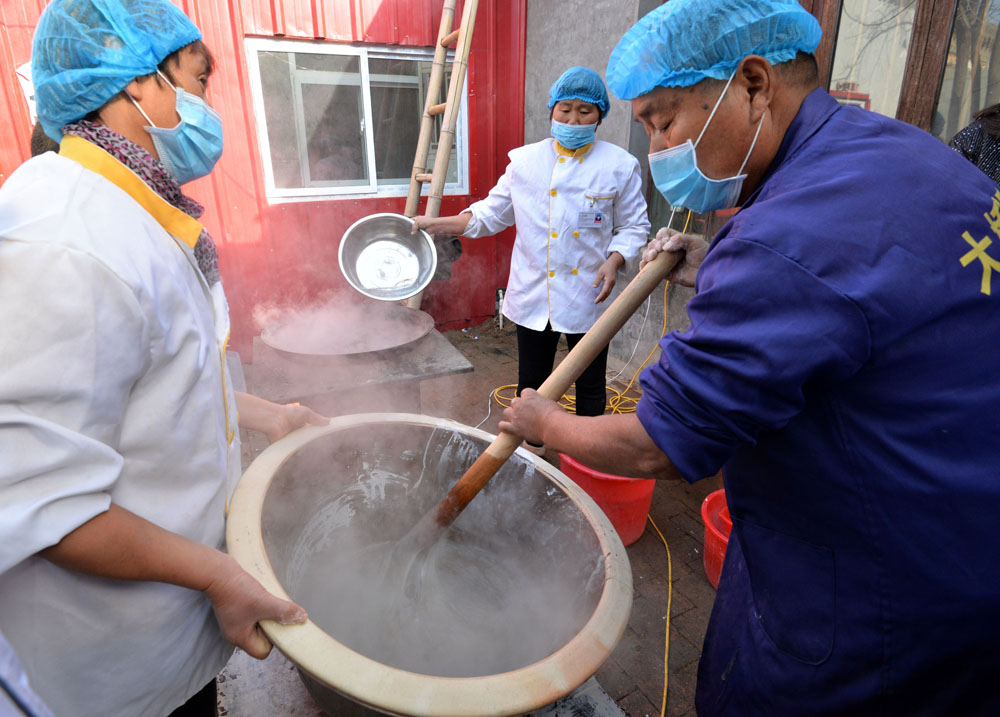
[{"xmin": 339, "ymin": 213, "xmax": 438, "ymax": 301}]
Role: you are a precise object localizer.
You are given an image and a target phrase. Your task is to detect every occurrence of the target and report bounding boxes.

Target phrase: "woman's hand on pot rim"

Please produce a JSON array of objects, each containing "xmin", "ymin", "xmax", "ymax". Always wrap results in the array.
[
  {"xmin": 235, "ymin": 392, "xmax": 328, "ymax": 443},
  {"xmin": 204, "ymin": 554, "xmax": 308, "ymax": 659}
]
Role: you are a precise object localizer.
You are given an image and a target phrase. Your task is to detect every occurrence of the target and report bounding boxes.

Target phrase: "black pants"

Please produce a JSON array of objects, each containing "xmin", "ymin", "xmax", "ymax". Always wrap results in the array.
[
  {"xmin": 167, "ymin": 679, "xmax": 216, "ymax": 717},
  {"xmin": 515, "ymin": 322, "xmax": 608, "ymax": 418}
]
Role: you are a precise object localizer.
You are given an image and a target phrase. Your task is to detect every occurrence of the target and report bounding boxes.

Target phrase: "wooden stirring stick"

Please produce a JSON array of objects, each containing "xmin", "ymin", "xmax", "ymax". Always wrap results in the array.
[{"xmin": 404, "ymin": 249, "xmax": 683, "ymax": 553}]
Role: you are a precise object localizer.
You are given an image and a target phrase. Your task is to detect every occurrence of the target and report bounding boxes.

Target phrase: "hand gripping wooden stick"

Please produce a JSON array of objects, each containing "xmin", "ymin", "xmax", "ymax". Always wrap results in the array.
[{"xmin": 407, "ymin": 250, "xmax": 683, "ymax": 551}]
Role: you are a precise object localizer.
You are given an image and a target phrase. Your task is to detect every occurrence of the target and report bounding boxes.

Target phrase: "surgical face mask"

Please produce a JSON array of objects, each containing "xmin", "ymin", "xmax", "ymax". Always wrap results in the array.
[
  {"xmin": 129, "ymin": 70, "xmax": 224, "ymax": 184},
  {"xmin": 648, "ymin": 71, "xmax": 763, "ymax": 213},
  {"xmin": 550, "ymin": 119, "xmax": 597, "ymax": 150}
]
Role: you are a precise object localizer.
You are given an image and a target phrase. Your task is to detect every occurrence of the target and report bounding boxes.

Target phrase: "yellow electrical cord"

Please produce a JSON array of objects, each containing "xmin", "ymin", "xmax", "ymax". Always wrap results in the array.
[{"xmin": 647, "ymin": 514, "xmax": 674, "ymax": 717}]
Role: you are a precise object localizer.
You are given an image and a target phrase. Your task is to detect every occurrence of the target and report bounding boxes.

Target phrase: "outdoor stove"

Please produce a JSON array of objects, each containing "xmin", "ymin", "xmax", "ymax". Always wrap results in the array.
[{"xmin": 249, "ymin": 299, "xmax": 472, "ymax": 417}]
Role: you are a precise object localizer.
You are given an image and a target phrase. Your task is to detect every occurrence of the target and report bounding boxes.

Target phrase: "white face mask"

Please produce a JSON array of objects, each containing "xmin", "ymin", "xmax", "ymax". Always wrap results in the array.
[{"xmin": 647, "ymin": 70, "xmax": 764, "ymax": 213}]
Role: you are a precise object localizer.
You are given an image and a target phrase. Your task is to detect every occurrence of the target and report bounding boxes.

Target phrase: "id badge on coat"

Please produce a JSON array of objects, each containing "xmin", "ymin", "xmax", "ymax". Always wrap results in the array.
[{"xmin": 578, "ymin": 211, "xmax": 605, "ymax": 229}]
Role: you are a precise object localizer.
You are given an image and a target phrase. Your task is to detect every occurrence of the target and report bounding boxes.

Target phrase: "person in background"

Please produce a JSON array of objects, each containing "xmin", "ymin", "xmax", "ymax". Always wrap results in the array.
[
  {"xmin": 0, "ymin": 1, "xmax": 326, "ymax": 715},
  {"xmin": 415, "ymin": 67, "xmax": 649, "ymax": 454},
  {"xmin": 949, "ymin": 103, "xmax": 1000, "ymax": 184},
  {"xmin": 502, "ymin": 0, "xmax": 1000, "ymax": 712}
]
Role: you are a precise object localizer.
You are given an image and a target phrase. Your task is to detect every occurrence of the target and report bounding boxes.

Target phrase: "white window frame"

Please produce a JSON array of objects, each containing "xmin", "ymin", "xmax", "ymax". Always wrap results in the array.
[{"xmin": 245, "ymin": 37, "xmax": 470, "ymax": 203}]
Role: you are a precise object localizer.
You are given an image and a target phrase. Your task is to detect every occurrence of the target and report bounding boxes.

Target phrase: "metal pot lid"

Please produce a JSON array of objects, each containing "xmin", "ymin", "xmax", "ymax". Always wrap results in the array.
[{"xmin": 261, "ymin": 303, "xmax": 434, "ymax": 358}]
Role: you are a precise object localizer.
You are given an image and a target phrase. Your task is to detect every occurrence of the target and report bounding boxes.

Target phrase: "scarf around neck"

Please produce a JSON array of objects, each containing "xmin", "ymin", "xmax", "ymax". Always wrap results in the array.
[{"xmin": 62, "ymin": 120, "xmax": 221, "ymax": 285}]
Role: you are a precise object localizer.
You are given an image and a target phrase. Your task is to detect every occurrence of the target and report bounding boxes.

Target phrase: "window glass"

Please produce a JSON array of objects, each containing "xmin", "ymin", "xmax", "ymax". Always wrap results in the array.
[
  {"xmin": 368, "ymin": 59, "xmax": 457, "ymax": 186},
  {"xmin": 257, "ymin": 51, "xmax": 301, "ymax": 189},
  {"xmin": 256, "ymin": 51, "xmax": 368, "ymax": 189},
  {"xmin": 934, "ymin": 0, "xmax": 1000, "ymax": 143},
  {"xmin": 295, "ymin": 53, "xmax": 355, "ymax": 73},
  {"xmin": 300, "ymin": 56, "xmax": 368, "ymax": 187},
  {"xmin": 248, "ymin": 41, "xmax": 468, "ymax": 200},
  {"xmin": 830, "ymin": 0, "xmax": 919, "ymax": 117}
]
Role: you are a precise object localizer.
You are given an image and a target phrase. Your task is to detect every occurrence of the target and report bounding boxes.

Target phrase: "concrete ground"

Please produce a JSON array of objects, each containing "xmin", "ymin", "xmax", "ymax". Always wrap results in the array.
[{"xmin": 231, "ymin": 318, "xmax": 719, "ymax": 717}]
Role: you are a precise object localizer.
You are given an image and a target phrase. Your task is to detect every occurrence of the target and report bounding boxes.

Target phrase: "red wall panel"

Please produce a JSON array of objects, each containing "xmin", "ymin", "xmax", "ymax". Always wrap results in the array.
[
  {"xmin": 0, "ymin": 0, "xmax": 48, "ymax": 184},
  {"xmin": 0, "ymin": 0, "xmax": 526, "ymax": 356}
]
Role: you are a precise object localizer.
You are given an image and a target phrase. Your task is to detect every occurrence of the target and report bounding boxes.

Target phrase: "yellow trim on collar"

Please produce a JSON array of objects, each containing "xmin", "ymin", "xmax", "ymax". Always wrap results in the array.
[
  {"xmin": 59, "ymin": 135, "xmax": 203, "ymax": 248},
  {"xmin": 553, "ymin": 140, "xmax": 594, "ymax": 160}
]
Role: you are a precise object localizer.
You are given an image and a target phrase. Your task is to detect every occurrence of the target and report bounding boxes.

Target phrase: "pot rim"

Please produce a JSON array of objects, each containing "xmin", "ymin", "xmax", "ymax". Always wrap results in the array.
[{"xmin": 226, "ymin": 412, "xmax": 633, "ymax": 717}]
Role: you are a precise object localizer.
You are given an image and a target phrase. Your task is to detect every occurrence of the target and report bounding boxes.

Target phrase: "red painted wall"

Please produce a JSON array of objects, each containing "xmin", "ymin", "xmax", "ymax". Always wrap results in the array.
[{"xmin": 0, "ymin": 0, "xmax": 525, "ymax": 356}]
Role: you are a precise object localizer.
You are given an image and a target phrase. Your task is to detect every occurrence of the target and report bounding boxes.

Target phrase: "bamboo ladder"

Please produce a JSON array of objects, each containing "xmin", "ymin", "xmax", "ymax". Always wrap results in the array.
[{"xmin": 403, "ymin": 0, "xmax": 480, "ymax": 309}]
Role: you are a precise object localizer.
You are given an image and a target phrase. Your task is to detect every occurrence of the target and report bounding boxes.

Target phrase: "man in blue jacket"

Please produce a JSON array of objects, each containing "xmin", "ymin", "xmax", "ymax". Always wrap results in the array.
[{"xmin": 501, "ymin": 0, "xmax": 1000, "ymax": 712}]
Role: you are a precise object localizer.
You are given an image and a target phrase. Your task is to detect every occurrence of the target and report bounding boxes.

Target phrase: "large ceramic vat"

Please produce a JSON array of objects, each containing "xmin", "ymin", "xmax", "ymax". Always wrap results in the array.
[{"xmin": 227, "ymin": 413, "xmax": 632, "ymax": 716}]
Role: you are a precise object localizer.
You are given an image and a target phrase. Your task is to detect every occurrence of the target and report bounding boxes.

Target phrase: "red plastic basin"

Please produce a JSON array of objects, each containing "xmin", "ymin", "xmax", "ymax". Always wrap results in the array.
[
  {"xmin": 558, "ymin": 453, "xmax": 656, "ymax": 546},
  {"xmin": 701, "ymin": 489, "xmax": 731, "ymax": 588}
]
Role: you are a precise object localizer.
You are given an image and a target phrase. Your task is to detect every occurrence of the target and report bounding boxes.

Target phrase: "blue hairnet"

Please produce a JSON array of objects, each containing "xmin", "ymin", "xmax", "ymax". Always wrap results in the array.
[
  {"xmin": 548, "ymin": 66, "xmax": 611, "ymax": 118},
  {"xmin": 606, "ymin": 0, "xmax": 822, "ymax": 100},
  {"xmin": 33, "ymin": 0, "xmax": 202, "ymax": 141}
]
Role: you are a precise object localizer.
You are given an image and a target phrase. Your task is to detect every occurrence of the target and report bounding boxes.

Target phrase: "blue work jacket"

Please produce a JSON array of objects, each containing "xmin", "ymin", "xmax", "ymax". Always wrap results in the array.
[{"xmin": 637, "ymin": 89, "xmax": 1000, "ymax": 714}]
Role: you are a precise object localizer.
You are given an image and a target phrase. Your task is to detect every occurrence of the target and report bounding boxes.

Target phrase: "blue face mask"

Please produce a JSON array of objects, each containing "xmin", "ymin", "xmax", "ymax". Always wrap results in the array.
[
  {"xmin": 129, "ymin": 71, "xmax": 224, "ymax": 185},
  {"xmin": 550, "ymin": 119, "xmax": 597, "ymax": 150},
  {"xmin": 648, "ymin": 71, "xmax": 763, "ymax": 213}
]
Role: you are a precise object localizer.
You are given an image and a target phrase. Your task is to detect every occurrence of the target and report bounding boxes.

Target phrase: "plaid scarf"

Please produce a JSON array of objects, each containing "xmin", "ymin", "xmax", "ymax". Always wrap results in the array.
[{"xmin": 62, "ymin": 120, "xmax": 221, "ymax": 285}]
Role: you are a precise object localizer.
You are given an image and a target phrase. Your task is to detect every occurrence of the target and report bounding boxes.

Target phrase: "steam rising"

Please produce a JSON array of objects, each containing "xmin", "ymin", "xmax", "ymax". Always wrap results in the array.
[
  {"xmin": 255, "ymin": 292, "xmax": 432, "ymax": 357},
  {"xmin": 262, "ymin": 423, "xmax": 605, "ymax": 678}
]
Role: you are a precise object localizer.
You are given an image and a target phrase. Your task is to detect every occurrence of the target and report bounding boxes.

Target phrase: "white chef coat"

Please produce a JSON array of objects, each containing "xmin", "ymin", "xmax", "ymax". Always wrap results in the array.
[
  {"xmin": 464, "ymin": 138, "xmax": 650, "ymax": 334},
  {"xmin": 1, "ymin": 629, "xmax": 53, "ymax": 717},
  {"xmin": 0, "ymin": 136, "xmax": 239, "ymax": 717}
]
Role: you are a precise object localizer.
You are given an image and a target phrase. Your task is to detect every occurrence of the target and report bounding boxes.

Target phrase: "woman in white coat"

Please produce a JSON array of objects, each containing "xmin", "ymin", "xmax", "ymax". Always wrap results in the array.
[
  {"xmin": 417, "ymin": 67, "xmax": 650, "ymax": 450},
  {"xmin": 0, "ymin": 2, "xmax": 325, "ymax": 715}
]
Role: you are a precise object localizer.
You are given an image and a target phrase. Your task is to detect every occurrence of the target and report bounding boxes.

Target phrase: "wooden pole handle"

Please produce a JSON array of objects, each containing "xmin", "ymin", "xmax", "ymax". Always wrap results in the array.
[
  {"xmin": 421, "ymin": 250, "xmax": 682, "ymax": 538},
  {"xmin": 533, "ymin": 251, "xmax": 681, "ymax": 403}
]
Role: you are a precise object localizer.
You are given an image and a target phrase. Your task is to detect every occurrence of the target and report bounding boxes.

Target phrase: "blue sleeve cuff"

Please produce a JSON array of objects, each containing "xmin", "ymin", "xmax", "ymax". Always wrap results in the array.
[{"xmin": 636, "ymin": 372, "xmax": 734, "ymax": 484}]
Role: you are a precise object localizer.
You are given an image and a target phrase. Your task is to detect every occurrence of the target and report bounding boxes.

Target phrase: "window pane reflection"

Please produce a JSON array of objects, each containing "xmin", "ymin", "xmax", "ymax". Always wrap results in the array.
[
  {"xmin": 935, "ymin": 0, "xmax": 1000, "ymax": 143},
  {"xmin": 368, "ymin": 59, "xmax": 458, "ymax": 186},
  {"xmin": 302, "ymin": 80, "xmax": 368, "ymax": 186},
  {"xmin": 253, "ymin": 46, "xmax": 464, "ymax": 196},
  {"xmin": 830, "ymin": 0, "xmax": 918, "ymax": 117},
  {"xmin": 257, "ymin": 51, "xmax": 369, "ymax": 189}
]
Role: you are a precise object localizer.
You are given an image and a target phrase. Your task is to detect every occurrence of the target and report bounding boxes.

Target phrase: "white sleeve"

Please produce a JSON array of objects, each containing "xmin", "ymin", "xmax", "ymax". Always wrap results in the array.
[
  {"xmin": 608, "ymin": 156, "xmax": 651, "ymax": 271},
  {"xmin": 0, "ymin": 241, "xmax": 149, "ymax": 574},
  {"xmin": 464, "ymin": 161, "xmax": 517, "ymax": 238}
]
